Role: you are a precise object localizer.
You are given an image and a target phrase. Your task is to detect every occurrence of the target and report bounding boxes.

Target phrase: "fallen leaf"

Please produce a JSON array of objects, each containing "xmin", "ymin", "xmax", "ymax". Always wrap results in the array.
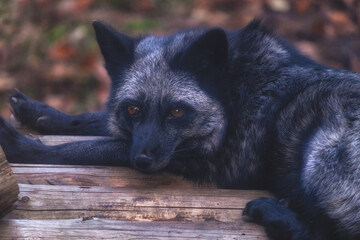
[{"xmin": 49, "ymin": 41, "xmax": 76, "ymax": 60}]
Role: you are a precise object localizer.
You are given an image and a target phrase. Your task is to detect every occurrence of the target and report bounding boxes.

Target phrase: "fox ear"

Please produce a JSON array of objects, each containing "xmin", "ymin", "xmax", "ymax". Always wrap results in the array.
[
  {"xmin": 178, "ymin": 28, "xmax": 228, "ymax": 72},
  {"xmin": 93, "ymin": 21, "xmax": 134, "ymax": 76}
]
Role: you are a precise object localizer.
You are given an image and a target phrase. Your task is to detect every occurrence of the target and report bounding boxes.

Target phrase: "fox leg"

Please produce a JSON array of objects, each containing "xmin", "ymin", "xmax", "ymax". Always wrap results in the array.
[
  {"xmin": 243, "ymin": 122, "xmax": 360, "ymax": 240},
  {"xmin": 242, "ymin": 197, "xmax": 341, "ymax": 240},
  {"xmin": 243, "ymin": 198, "xmax": 312, "ymax": 240},
  {"xmin": 0, "ymin": 116, "xmax": 129, "ymax": 165},
  {"xmin": 9, "ymin": 90, "xmax": 109, "ymax": 136}
]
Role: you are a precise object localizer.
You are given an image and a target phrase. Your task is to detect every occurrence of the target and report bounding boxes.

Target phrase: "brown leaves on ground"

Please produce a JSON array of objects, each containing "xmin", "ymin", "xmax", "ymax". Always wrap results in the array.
[{"xmin": 0, "ymin": 0, "xmax": 359, "ymax": 117}]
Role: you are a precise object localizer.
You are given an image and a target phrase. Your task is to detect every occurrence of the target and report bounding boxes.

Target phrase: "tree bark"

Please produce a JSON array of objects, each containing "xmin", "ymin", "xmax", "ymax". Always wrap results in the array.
[{"xmin": 0, "ymin": 146, "xmax": 19, "ymax": 217}]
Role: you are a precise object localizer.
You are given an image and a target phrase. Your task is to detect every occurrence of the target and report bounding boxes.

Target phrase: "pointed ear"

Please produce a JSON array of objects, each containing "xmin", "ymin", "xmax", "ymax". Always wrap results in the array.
[
  {"xmin": 93, "ymin": 21, "xmax": 134, "ymax": 75},
  {"xmin": 178, "ymin": 28, "xmax": 228, "ymax": 72}
]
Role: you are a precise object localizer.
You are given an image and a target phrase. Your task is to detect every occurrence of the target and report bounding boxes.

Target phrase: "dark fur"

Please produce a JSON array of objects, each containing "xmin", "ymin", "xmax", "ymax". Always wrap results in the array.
[{"xmin": 1, "ymin": 20, "xmax": 360, "ymax": 239}]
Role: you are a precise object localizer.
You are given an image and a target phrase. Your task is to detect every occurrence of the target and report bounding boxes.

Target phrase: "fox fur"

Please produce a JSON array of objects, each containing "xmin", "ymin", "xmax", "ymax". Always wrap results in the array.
[{"xmin": 1, "ymin": 20, "xmax": 360, "ymax": 239}]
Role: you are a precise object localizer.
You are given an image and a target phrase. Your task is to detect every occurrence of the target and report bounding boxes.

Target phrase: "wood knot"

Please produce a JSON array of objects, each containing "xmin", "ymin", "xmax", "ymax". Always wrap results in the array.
[{"xmin": 20, "ymin": 196, "xmax": 30, "ymax": 202}]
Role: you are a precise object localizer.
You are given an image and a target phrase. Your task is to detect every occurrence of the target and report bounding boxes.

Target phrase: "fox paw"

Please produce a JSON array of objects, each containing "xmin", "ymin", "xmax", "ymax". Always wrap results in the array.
[
  {"xmin": 243, "ymin": 198, "xmax": 302, "ymax": 239},
  {"xmin": 0, "ymin": 116, "xmax": 24, "ymax": 157},
  {"xmin": 243, "ymin": 197, "xmax": 294, "ymax": 224},
  {"xmin": 9, "ymin": 90, "xmax": 62, "ymax": 133},
  {"xmin": 0, "ymin": 116, "xmax": 45, "ymax": 163},
  {"xmin": 0, "ymin": 115, "xmax": 21, "ymax": 140}
]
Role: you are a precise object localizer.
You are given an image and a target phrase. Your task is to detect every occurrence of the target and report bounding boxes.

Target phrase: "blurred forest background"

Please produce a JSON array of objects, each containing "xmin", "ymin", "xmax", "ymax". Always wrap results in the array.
[{"xmin": 0, "ymin": 0, "xmax": 359, "ymax": 119}]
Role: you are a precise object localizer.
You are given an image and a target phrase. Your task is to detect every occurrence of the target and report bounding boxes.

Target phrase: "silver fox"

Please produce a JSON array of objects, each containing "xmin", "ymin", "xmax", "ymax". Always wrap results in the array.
[{"xmin": 0, "ymin": 20, "xmax": 360, "ymax": 239}]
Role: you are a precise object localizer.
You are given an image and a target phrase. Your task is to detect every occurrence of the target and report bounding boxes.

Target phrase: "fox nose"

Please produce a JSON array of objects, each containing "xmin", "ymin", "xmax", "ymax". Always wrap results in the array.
[{"xmin": 134, "ymin": 154, "xmax": 153, "ymax": 171}]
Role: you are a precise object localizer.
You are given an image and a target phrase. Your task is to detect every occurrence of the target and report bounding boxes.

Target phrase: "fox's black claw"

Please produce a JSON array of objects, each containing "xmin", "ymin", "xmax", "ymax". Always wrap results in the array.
[{"xmin": 9, "ymin": 89, "xmax": 28, "ymax": 108}]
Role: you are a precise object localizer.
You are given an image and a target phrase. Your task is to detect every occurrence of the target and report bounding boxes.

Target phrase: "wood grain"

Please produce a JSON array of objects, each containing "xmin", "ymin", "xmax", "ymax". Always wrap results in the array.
[
  {"xmin": 11, "ymin": 164, "xmax": 200, "ymax": 188},
  {"xmin": 4, "ymin": 184, "xmax": 270, "ymax": 223},
  {"xmin": 0, "ymin": 218, "xmax": 267, "ymax": 239},
  {"xmin": 34, "ymin": 135, "xmax": 110, "ymax": 146},
  {"xmin": 1, "ymin": 134, "xmax": 271, "ymax": 239},
  {"xmin": 0, "ymin": 146, "xmax": 19, "ymax": 217}
]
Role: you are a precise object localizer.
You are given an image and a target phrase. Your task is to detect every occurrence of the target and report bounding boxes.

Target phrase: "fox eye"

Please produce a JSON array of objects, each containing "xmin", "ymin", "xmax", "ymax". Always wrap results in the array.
[
  {"xmin": 127, "ymin": 106, "xmax": 140, "ymax": 115},
  {"xmin": 169, "ymin": 108, "xmax": 184, "ymax": 118}
]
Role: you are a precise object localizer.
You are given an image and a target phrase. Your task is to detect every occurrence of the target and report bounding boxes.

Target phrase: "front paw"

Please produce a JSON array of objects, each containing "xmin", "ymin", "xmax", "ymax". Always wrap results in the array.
[
  {"xmin": 0, "ymin": 115, "xmax": 22, "ymax": 141},
  {"xmin": 10, "ymin": 90, "xmax": 36, "ymax": 125},
  {"xmin": 243, "ymin": 197, "xmax": 304, "ymax": 240},
  {"xmin": 0, "ymin": 116, "xmax": 34, "ymax": 162},
  {"xmin": 9, "ymin": 90, "xmax": 55, "ymax": 131},
  {"xmin": 243, "ymin": 197, "xmax": 296, "ymax": 225}
]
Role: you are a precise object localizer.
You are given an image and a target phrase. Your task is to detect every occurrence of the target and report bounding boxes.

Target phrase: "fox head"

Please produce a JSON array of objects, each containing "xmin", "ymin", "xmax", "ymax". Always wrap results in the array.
[{"xmin": 93, "ymin": 21, "xmax": 229, "ymax": 173}]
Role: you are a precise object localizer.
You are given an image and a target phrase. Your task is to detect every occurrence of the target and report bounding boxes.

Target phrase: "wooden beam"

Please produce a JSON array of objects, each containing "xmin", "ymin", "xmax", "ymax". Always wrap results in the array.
[
  {"xmin": 11, "ymin": 164, "xmax": 203, "ymax": 188},
  {"xmin": 0, "ymin": 218, "xmax": 267, "ymax": 239},
  {"xmin": 0, "ymin": 147, "xmax": 19, "ymax": 217},
  {"xmin": 3, "ymin": 134, "xmax": 271, "ymax": 239},
  {"xmin": 4, "ymin": 184, "xmax": 270, "ymax": 223},
  {"xmin": 33, "ymin": 135, "xmax": 110, "ymax": 146}
]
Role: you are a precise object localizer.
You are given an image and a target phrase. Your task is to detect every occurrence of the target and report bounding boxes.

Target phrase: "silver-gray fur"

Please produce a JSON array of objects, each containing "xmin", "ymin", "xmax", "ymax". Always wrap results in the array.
[{"xmin": 1, "ymin": 20, "xmax": 360, "ymax": 240}]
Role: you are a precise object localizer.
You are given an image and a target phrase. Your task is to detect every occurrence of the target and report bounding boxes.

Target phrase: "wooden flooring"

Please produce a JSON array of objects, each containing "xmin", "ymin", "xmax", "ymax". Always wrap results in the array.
[{"xmin": 0, "ymin": 135, "xmax": 270, "ymax": 239}]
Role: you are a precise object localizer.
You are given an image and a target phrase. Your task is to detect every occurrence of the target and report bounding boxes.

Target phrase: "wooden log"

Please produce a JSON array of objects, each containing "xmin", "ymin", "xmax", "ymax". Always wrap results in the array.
[
  {"xmin": 0, "ymin": 218, "xmax": 267, "ymax": 239},
  {"xmin": 3, "ymin": 133, "xmax": 271, "ymax": 239},
  {"xmin": 0, "ymin": 146, "xmax": 19, "ymax": 217},
  {"xmin": 11, "ymin": 164, "xmax": 204, "ymax": 188},
  {"xmin": 34, "ymin": 135, "xmax": 110, "ymax": 146},
  {"xmin": 4, "ymin": 184, "xmax": 270, "ymax": 223}
]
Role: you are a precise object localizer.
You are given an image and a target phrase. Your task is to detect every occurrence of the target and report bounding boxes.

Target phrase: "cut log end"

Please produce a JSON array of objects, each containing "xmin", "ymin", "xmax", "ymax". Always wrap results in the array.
[{"xmin": 0, "ymin": 146, "xmax": 20, "ymax": 217}]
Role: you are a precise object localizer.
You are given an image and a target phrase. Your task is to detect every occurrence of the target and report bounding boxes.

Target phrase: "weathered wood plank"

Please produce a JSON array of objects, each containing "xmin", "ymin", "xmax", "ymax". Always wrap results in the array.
[
  {"xmin": 0, "ymin": 218, "xmax": 267, "ymax": 239},
  {"xmin": 0, "ymin": 147, "xmax": 19, "ymax": 217},
  {"xmin": 11, "ymin": 164, "xmax": 201, "ymax": 188},
  {"xmin": 35, "ymin": 135, "xmax": 110, "ymax": 146},
  {"xmin": 4, "ymin": 184, "xmax": 270, "ymax": 223},
  {"xmin": 2, "ymin": 134, "xmax": 271, "ymax": 239}
]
